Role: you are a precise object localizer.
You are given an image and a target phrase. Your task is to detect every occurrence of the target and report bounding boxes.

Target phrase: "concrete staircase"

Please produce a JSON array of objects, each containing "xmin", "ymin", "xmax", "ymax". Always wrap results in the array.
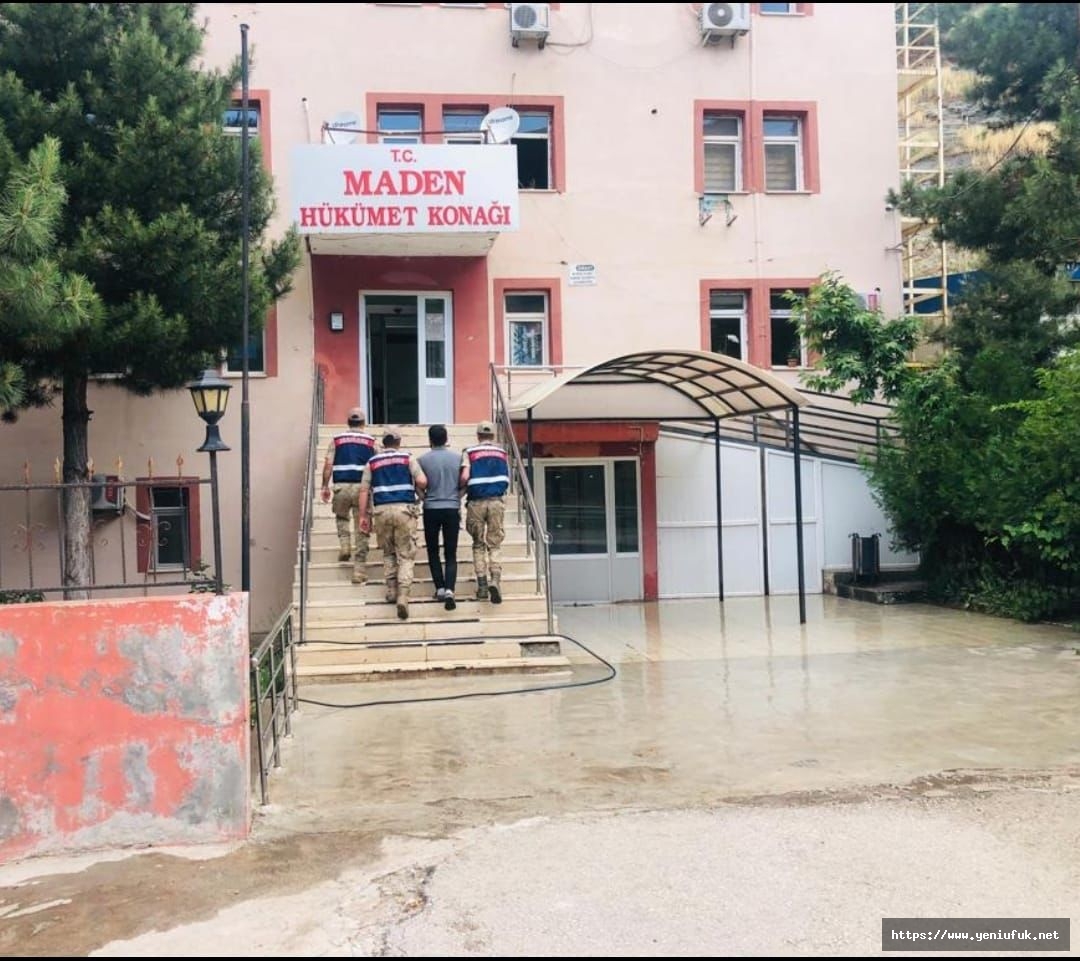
[{"xmin": 293, "ymin": 423, "xmax": 562, "ymax": 681}]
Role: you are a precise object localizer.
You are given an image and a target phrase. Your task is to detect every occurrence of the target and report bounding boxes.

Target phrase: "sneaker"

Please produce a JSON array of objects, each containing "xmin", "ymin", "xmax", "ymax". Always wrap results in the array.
[
  {"xmin": 435, "ymin": 588, "xmax": 447, "ymax": 600},
  {"xmin": 488, "ymin": 583, "xmax": 502, "ymax": 605},
  {"xmin": 444, "ymin": 591, "xmax": 456, "ymax": 611}
]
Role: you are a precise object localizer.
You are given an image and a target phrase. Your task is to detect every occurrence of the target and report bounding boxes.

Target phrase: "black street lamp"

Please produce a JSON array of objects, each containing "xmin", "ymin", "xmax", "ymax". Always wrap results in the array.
[{"xmin": 188, "ymin": 369, "xmax": 232, "ymax": 594}]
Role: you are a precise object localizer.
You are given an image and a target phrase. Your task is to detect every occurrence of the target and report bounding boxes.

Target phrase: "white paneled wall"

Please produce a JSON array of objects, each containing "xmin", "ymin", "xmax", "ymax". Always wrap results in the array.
[{"xmin": 656, "ymin": 432, "xmax": 917, "ymax": 598}]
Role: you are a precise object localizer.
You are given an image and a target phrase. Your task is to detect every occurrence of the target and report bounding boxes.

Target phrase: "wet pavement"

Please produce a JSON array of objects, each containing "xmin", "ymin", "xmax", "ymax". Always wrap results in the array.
[{"xmin": 2, "ymin": 596, "xmax": 1079, "ymax": 956}]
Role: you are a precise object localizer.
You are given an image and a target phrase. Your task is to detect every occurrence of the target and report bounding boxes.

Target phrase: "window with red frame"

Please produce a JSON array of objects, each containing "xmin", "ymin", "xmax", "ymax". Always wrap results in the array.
[{"xmin": 136, "ymin": 480, "xmax": 201, "ymax": 574}]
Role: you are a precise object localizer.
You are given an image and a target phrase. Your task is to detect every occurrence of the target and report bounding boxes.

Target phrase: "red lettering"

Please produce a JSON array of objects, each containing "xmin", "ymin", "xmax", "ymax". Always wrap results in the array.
[
  {"xmin": 399, "ymin": 170, "xmax": 423, "ymax": 195},
  {"xmin": 343, "ymin": 170, "xmax": 371, "ymax": 196},
  {"xmin": 299, "ymin": 207, "xmax": 317, "ymax": 227},
  {"xmin": 445, "ymin": 170, "xmax": 466, "ymax": 194}
]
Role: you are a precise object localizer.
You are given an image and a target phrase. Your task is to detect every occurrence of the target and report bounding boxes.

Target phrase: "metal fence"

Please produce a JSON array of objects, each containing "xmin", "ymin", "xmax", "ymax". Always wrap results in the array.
[
  {"xmin": 0, "ymin": 457, "xmax": 223, "ymax": 598},
  {"xmin": 249, "ymin": 605, "xmax": 298, "ymax": 806},
  {"xmin": 296, "ymin": 364, "xmax": 325, "ymax": 645}
]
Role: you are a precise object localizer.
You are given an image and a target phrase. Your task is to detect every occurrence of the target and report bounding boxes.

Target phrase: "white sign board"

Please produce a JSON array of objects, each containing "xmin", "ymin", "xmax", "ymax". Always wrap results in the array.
[
  {"xmin": 292, "ymin": 143, "xmax": 519, "ymax": 233},
  {"xmin": 568, "ymin": 263, "xmax": 598, "ymax": 286}
]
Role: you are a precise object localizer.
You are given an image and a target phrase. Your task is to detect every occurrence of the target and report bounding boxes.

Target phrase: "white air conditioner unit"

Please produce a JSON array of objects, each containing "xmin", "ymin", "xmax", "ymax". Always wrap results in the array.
[
  {"xmin": 90, "ymin": 474, "xmax": 126, "ymax": 514},
  {"xmin": 510, "ymin": 2, "xmax": 550, "ymax": 49},
  {"xmin": 701, "ymin": 2, "xmax": 750, "ymax": 39}
]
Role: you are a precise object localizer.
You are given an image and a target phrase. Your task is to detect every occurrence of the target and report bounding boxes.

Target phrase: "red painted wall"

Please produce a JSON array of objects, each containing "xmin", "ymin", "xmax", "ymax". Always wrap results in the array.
[
  {"xmin": 312, "ymin": 255, "xmax": 490, "ymax": 425},
  {"xmin": 0, "ymin": 593, "xmax": 250, "ymax": 862},
  {"xmin": 511, "ymin": 421, "xmax": 661, "ymax": 600}
]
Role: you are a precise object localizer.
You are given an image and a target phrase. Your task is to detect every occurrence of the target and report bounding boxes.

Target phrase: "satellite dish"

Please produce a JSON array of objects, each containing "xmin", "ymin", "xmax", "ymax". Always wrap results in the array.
[
  {"xmin": 480, "ymin": 107, "xmax": 520, "ymax": 144},
  {"xmin": 326, "ymin": 110, "xmax": 362, "ymax": 145}
]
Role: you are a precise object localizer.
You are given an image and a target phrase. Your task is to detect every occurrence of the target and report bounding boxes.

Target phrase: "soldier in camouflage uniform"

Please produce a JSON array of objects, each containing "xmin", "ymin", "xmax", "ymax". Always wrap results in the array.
[
  {"xmin": 358, "ymin": 429, "xmax": 428, "ymax": 620},
  {"xmin": 459, "ymin": 420, "xmax": 509, "ymax": 604},
  {"xmin": 320, "ymin": 407, "xmax": 377, "ymax": 584}
]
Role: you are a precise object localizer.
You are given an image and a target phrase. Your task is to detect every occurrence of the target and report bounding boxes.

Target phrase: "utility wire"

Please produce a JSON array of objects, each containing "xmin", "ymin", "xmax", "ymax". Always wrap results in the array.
[{"xmin": 297, "ymin": 632, "xmax": 617, "ymax": 710}]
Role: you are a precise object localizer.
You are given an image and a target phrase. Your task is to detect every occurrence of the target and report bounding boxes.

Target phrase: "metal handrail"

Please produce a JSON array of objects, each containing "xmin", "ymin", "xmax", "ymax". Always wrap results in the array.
[
  {"xmin": 250, "ymin": 605, "xmax": 297, "ymax": 806},
  {"xmin": 297, "ymin": 364, "xmax": 324, "ymax": 644},
  {"xmin": 489, "ymin": 364, "xmax": 554, "ymax": 635}
]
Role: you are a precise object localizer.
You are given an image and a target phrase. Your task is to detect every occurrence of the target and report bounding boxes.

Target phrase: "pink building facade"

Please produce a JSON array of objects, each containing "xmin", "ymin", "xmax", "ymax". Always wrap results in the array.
[{"xmin": 0, "ymin": 3, "xmax": 901, "ymax": 626}]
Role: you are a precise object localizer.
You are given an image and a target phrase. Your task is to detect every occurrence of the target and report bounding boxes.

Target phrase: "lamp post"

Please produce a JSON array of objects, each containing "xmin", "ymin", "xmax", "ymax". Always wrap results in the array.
[
  {"xmin": 188, "ymin": 370, "xmax": 232, "ymax": 595},
  {"xmin": 240, "ymin": 22, "xmax": 252, "ymax": 596}
]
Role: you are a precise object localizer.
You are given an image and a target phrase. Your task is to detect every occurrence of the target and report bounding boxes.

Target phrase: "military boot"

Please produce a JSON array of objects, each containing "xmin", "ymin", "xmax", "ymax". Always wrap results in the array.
[
  {"xmin": 337, "ymin": 539, "xmax": 351, "ymax": 563},
  {"xmin": 488, "ymin": 578, "xmax": 502, "ymax": 605},
  {"xmin": 396, "ymin": 587, "xmax": 410, "ymax": 621},
  {"xmin": 475, "ymin": 576, "xmax": 489, "ymax": 600},
  {"xmin": 351, "ymin": 566, "xmax": 367, "ymax": 586}
]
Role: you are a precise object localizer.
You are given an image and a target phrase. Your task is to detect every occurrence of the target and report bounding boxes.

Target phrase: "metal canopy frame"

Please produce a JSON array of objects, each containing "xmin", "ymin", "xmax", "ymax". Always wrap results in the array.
[{"xmin": 507, "ymin": 349, "xmax": 810, "ymax": 623}]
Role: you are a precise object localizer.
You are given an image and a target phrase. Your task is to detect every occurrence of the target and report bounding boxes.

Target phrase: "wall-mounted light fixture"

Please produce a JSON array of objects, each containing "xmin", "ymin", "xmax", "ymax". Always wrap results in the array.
[{"xmin": 329, "ymin": 311, "xmax": 344, "ymax": 332}]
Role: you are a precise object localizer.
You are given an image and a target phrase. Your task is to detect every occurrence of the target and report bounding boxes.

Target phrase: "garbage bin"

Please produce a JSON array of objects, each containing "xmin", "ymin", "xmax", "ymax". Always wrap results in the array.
[{"xmin": 850, "ymin": 532, "xmax": 881, "ymax": 585}]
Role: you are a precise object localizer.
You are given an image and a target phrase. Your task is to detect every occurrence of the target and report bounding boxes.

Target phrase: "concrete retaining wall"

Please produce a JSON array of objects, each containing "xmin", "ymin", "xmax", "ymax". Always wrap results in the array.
[{"xmin": 0, "ymin": 593, "xmax": 250, "ymax": 862}]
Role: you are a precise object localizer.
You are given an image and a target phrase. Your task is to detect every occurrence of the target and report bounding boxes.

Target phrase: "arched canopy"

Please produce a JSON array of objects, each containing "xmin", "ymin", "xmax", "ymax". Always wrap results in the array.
[
  {"xmin": 504, "ymin": 348, "xmax": 810, "ymax": 624},
  {"xmin": 507, "ymin": 349, "xmax": 807, "ymax": 422}
]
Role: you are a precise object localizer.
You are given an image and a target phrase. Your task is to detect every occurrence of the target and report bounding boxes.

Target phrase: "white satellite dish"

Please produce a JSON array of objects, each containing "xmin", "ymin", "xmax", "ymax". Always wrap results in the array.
[
  {"xmin": 480, "ymin": 107, "xmax": 520, "ymax": 144},
  {"xmin": 326, "ymin": 110, "xmax": 362, "ymax": 145}
]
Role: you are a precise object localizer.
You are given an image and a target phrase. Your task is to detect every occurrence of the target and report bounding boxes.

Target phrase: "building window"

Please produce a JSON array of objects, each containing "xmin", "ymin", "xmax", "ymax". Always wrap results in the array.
[
  {"xmin": 770, "ymin": 290, "xmax": 806, "ymax": 366},
  {"xmin": 506, "ymin": 292, "xmax": 548, "ymax": 366},
  {"xmin": 545, "ymin": 465, "xmax": 608, "ymax": 555},
  {"xmin": 223, "ymin": 104, "xmax": 260, "ymax": 135},
  {"xmin": 763, "ymin": 116, "xmax": 804, "ymax": 191},
  {"xmin": 223, "ymin": 331, "xmax": 266, "ymax": 375},
  {"xmin": 378, "ymin": 107, "xmax": 422, "ymax": 143},
  {"xmin": 136, "ymin": 480, "xmax": 201, "ymax": 574},
  {"xmin": 443, "ymin": 109, "xmax": 486, "ymax": 143},
  {"xmin": 760, "ymin": 2, "xmax": 797, "ymax": 13},
  {"xmin": 702, "ymin": 114, "xmax": 743, "ymax": 194},
  {"xmin": 709, "ymin": 291, "xmax": 748, "ymax": 360},
  {"xmin": 511, "ymin": 109, "xmax": 552, "ymax": 189},
  {"xmin": 613, "ymin": 460, "xmax": 640, "ymax": 554},
  {"xmin": 424, "ymin": 296, "xmax": 447, "ymax": 379}
]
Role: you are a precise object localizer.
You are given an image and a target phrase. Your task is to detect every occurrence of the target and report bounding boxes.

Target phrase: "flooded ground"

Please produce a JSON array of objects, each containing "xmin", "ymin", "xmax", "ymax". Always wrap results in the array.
[{"xmin": 3, "ymin": 597, "xmax": 1078, "ymax": 956}]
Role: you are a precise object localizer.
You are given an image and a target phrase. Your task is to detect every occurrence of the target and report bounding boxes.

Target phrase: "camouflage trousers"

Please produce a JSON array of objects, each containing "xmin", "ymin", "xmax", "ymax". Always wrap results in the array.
[
  {"xmin": 331, "ymin": 483, "xmax": 370, "ymax": 576},
  {"xmin": 373, "ymin": 503, "xmax": 419, "ymax": 601},
  {"xmin": 466, "ymin": 496, "xmax": 505, "ymax": 583}
]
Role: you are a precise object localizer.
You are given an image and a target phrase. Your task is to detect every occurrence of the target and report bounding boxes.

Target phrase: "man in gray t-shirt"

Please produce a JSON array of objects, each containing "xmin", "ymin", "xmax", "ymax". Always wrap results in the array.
[{"xmin": 418, "ymin": 425, "xmax": 463, "ymax": 611}]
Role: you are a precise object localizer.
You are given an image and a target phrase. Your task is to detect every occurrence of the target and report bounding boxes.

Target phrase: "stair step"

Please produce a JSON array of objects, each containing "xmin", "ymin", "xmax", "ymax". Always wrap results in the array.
[
  {"xmin": 297, "ymin": 637, "xmax": 545, "ymax": 666},
  {"xmin": 309, "ymin": 528, "xmax": 530, "ymax": 548},
  {"xmin": 295, "ymin": 579, "xmax": 539, "ymax": 602},
  {"xmin": 302, "ymin": 613, "xmax": 555, "ymax": 643},
  {"xmin": 300, "ymin": 594, "xmax": 547, "ymax": 621},
  {"xmin": 296, "ymin": 557, "xmax": 543, "ymax": 581},
  {"xmin": 296, "ymin": 654, "xmax": 571, "ymax": 681}
]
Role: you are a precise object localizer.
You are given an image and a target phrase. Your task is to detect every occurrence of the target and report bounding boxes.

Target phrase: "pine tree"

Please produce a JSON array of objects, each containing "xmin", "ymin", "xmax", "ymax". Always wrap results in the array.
[
  {"xmin": 0, "ymin": 4, "xmax": 299, "ymax": 594},
  {"xmin": 0, "ymin": 136, "xmax": 98, "ymax": 411}
]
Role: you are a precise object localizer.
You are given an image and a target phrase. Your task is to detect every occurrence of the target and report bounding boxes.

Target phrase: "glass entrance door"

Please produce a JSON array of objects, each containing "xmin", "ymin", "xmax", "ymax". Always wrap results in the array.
[
  {"xmin": 538, "ymin": 459, "xmax": 642, "ymax": 603},
  {"xmin": 361, "ymin": 292, "xmax": 453, "ymax": 424}
]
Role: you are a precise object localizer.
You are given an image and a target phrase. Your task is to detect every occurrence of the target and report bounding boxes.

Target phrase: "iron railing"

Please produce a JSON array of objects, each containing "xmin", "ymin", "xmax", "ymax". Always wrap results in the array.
[
  {"xmin": 489, "ymin": 364, "xmax": 555, "ymax": 634},
  {"xmin": 0, "ymin": 460, "xmax": 223, "ymax": 597},
  {"xmin": 296, "ymin": 364, "xmax": 325, "ymax": 644},
  {"xmin": 249, "ymin": 605, "xmax": 298, "ymax": 806}
]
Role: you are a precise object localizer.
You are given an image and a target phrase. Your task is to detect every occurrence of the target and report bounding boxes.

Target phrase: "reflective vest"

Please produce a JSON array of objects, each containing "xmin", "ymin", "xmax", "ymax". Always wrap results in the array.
[
  {"xmin": 367, "ymin": 450, "xmax": 418, "ymax": 506},
  {"xmin": 463, "ymin": 443, "xmax": 509, "ymax": 500},
  {"xmin": 331, "ymin": 431, "xmax": 376, "ymax": 483}
]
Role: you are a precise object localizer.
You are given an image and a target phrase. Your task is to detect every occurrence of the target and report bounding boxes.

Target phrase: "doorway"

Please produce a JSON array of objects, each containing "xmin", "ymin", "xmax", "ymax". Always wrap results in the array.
[
  {"xmin": 536, "ymin": 458, "xmax": 643, "ymax": 603},
  {"xmin": 361, "ymin": 292, "xmax": 453, "ymax": 424}
]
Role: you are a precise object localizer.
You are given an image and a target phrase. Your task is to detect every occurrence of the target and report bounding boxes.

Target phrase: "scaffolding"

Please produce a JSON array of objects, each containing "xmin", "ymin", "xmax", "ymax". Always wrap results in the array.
[{"xmin": 896, "ymin": 2, "xmax": 948, "ymax": 328}]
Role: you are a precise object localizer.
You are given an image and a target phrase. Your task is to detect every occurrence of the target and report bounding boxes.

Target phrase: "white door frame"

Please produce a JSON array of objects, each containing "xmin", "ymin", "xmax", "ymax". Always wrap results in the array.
[
  {"xmin": 535, "ymin": 456, "xmax": 643, "ymax": 604},
  {"xmin": 358, "ymin": 290, "xmax": 454, "ymax": 423}
]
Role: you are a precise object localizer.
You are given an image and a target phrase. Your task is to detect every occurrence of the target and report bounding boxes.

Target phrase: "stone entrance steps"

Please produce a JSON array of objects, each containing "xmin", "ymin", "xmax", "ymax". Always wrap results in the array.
[{"xmin": 294, "ymin": 421, "xmax": 559, "ymax": 681}]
